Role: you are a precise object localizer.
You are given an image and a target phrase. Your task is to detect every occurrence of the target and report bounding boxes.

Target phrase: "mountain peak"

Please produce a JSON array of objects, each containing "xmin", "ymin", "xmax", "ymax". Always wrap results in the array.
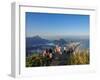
[{"xmin": 32, "ymin": 35, "xmax": 42, "ymax": 39}]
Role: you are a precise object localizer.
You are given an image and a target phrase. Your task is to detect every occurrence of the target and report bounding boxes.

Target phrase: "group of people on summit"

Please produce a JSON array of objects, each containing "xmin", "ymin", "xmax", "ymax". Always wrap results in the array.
[{"xmin": 41, "ymin": 44, "xmax": 77, "ymax": 66}]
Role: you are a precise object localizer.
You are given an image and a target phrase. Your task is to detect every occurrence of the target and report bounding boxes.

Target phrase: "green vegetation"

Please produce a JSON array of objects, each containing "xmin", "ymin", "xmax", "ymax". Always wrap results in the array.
[
  {"xmin": 26, "ymin": 54, "xmax": 52, "ymax": 67},
  {"xmin": 26, "ymin": 50, "xmax": 89, "ymax": 67}
]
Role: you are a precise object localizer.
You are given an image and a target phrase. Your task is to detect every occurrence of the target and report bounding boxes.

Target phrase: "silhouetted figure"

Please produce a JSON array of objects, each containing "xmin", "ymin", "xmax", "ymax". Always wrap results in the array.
[{"xmin": 49, "ymin": 48, "xmax": 52, "ymax": 53}]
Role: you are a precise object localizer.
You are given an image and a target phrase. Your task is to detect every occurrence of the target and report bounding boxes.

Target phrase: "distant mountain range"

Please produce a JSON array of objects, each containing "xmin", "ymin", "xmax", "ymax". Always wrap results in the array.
[
  {"xmin": 26, "ymin": 35, "xmax": 67, "ymax": 47},
  {"xmin": 26, "ymin": 35, "xmax": 51, "ymax": 47},
  {"xmin": 26, "ymin": 35, "xmax": 89, "ymax": 57},
  {"xmin": 53, "ymin": 39, "xmax": 67, "ymax": 46}
]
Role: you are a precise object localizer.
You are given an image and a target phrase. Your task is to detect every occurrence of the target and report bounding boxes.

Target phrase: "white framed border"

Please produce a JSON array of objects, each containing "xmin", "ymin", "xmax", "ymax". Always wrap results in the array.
[{"xmin": 11, "ymin": 2, "xmax": 96, "ymax": 78}]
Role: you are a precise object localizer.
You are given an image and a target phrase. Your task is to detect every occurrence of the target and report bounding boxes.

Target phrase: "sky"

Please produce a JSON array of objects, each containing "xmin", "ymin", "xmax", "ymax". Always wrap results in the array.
[{"xmin": 26, "ymin": 12, "xmax": 89, "ymax": 38}]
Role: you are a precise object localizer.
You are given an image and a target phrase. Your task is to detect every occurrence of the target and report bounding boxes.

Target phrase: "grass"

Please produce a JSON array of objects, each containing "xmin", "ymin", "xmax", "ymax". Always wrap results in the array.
[
  {"xmin": 70, "ymin": 50, "xmax": 89, "ymax": 65},
  {"xmin": 26, "ymin": 50, "xmax": 89, "ymax": 67}
]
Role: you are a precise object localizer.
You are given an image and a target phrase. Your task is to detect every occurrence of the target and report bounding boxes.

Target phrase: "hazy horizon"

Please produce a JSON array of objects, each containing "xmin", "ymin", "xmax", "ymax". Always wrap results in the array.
[{"xmin": 26, "ymin": 35, "xmax": 89, "ymax": 40}]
